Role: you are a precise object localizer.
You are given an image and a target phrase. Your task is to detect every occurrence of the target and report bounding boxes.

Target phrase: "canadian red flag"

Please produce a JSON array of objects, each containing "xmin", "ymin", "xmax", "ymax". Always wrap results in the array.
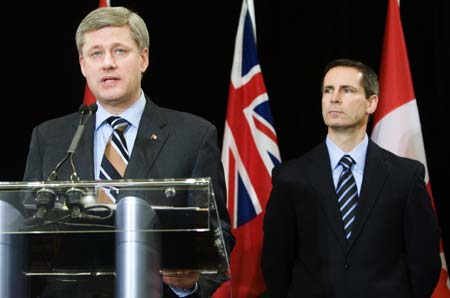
[
  {"xmin": 371, "ymin": 0, "xmax": 450, "ymax": 296},
  {"xmin": 82, "ymin": 0, "xmax": 110, "ymax": 105}
]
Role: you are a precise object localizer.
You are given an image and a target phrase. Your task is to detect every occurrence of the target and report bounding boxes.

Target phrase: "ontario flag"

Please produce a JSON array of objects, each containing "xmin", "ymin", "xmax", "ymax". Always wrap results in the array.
[
  {"xmin": 82, "ymin": 0, "xmax": 110, "ymax": 105},
  {"xmin": 371, "ymin": 0, "xmax": 450, "ymax": 296},
  {"xmin": 215, "ymin": 0, "xmax": 281, "ymax": 297}
]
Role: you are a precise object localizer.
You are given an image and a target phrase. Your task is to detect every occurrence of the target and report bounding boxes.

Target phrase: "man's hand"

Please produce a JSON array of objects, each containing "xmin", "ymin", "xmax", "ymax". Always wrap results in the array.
[{"xmin": 162, "ymin": 270, "xmax": 200, "ymax": 290}]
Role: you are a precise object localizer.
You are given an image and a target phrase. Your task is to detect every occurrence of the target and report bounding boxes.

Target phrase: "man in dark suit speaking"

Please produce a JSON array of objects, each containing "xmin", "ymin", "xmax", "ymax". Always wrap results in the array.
[
  {"xmin": 23, "ymin": 6, "xmax": 234, "ymax": 298},
  {"xmin": 261, "ymin": 58, "xmax": 441, "ymax": 297}
]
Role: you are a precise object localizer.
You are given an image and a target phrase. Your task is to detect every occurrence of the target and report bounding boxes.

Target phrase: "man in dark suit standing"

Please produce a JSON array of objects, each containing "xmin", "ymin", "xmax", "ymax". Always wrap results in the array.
[
  {"xmin": 23, "ymin": 6, "xmax": 234, "ymax": 298},
  {"xmin": 261, "ymin": 58, "xmax": 441, "ymax": 297}
]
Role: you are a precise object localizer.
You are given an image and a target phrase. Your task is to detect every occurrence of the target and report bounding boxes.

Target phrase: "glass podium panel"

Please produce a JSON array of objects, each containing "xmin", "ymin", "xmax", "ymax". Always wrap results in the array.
[{"xmin": 0, "ymin": 178, "xmax": 230, "ymax": 298}]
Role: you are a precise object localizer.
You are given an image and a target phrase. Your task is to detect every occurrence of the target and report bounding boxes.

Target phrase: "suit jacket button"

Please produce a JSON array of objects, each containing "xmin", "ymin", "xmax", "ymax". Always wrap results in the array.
[{"xmin": 344, "ymin": 264, "xmax": 351, "ymax": 270}]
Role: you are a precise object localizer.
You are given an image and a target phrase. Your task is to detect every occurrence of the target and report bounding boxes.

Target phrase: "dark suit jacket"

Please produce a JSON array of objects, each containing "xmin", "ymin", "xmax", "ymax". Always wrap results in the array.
[
  {"xmin": 261, "ymin": 140, "xmax": 441, "ymax": 298},
  {"xmin": 23, "ymin": 97, "xmax": 235, "ymax": 297}
]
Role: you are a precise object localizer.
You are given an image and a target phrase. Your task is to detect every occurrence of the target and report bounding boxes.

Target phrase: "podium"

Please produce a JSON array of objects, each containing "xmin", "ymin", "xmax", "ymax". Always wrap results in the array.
[{"xmin": 0, "ymin": 178, "xmax": 230, "ymax": 298}]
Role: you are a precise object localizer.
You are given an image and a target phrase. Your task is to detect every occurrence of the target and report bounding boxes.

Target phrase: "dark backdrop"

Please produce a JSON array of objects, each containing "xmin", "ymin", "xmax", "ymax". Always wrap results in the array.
[{"xmin": 10, "ymin": 0, "xmax": 450, "ymax": 272}]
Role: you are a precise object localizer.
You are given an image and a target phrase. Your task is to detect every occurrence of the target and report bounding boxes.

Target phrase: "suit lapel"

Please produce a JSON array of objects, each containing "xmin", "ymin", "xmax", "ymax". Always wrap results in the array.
[
  {"xmin": 310, "ymin": 143, "xmax": 347, "ymax": 251},
  {"xmin": 346, "ymin": 141, "xmax": 390, "ymax": 251},
  {"xmin": 124, "ymin": 98, "xmax": 168, "ymax": 179}
]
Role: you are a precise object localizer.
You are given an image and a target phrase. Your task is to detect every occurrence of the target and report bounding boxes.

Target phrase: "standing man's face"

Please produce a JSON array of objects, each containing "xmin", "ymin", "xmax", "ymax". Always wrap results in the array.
[
  {"xmin": 79, "ymin": 25, "xmax": 149, "ymax": 113},
  {"xmin": 321, "ymin": 66, "xmax": 378, "ymax": 133}
]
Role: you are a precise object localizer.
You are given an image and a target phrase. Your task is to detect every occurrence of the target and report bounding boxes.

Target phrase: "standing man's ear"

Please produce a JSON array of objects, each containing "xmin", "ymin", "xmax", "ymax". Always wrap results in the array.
[{"xmin": 367, "ymin": 95, "xmax": 378, "ymax": 115}]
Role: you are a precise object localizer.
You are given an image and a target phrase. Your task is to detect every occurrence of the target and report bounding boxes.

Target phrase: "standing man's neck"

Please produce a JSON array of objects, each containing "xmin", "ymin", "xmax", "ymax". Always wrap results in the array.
[
  {"xmin": 98, "ymin": 95, "xmax": 141, "ymax": 115},
  {"xmin": 328, "ymin": 129, "xmax": 366, "ymax": 152}
]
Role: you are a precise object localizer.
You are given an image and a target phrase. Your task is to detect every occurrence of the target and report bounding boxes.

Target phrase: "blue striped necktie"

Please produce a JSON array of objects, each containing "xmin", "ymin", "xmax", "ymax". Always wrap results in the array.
[
  {"xmin": 98, "ymin": 116, "xmax": 129, "ymax": 203},
  {"xmin": 336, "ymin": 154, "xmax": 358, "ymax": 240}
]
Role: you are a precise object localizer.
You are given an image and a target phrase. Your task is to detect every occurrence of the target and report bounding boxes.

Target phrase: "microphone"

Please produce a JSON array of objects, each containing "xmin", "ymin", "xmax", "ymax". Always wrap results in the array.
[
  {"xmin": 33, "ymin": 104, "xmax": 97, "ymax": 220},
  {"xmin": 78, "ymin": 104, "xmax": 89, "ymax": 124},
  {"xmin": 46, "ymin": 104, "xmax": 90, "ymax": 181},
  {"xmin": 65, "ymin": 103, "xmax": 97, "ymax": 217},
  {"xmin": 88, "ymin": 103, "xmax": 98, "ymax": 114},
  {"xmin": 67, "ymin": 104, "xmax": 96, "ymax": 157}
]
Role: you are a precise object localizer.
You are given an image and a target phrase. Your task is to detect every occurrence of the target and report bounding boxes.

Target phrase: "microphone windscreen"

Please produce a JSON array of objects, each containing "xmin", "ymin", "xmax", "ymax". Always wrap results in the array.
[
  {"xmin": 78, "ymin": 104, "xmax": 89, "ymax": 113},
  {"xmin": 89, "ymin": 103, "xmax": 98, "ymax": 113}
]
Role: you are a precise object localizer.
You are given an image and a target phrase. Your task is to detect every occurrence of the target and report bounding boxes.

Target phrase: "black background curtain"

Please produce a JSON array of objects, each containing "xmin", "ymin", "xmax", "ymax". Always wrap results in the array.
[{"xmin": 10, "ymin": 0, "xmax": 450, "ymax": 268}]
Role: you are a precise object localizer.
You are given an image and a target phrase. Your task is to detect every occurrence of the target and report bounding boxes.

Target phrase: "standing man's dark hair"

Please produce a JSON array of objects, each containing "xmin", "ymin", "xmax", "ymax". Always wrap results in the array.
[{"xmin": 322, "ymin": 58, "xmax": 379, "ymax": 98}]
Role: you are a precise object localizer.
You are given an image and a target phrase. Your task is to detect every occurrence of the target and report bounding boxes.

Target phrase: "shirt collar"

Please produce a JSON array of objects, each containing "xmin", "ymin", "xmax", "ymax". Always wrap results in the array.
[
  {"xmin": 95, "ymin": 90, "xmax": 146, "ymax": 130},
  {"xmin": 326, "ymin": 134, "xmax": 368, "ymax": 173}
]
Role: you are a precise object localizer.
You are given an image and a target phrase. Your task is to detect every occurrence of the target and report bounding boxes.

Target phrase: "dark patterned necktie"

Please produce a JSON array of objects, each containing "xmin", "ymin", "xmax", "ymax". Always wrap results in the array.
[
  {"xmin": 98, "ymin": 116, "xmax": 129, "ymax": 203},
  {"xmin": 336, "ymin": 154, "xmax": 358, "ymax": 240}
]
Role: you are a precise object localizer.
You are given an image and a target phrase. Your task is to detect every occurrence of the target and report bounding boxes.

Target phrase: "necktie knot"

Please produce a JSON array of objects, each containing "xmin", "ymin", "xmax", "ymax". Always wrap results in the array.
[
  {"xmin": 106, "ymin": 116, "xmax": 129, "ymax": 132},
  {"xmin": 339, "ymin": 154, "xmax": 355, "ymax": 171}
]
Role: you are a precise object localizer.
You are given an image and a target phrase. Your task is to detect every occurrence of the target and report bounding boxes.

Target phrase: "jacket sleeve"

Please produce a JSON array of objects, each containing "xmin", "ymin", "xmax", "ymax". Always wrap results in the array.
[
  {"xmin": 404, "ymin": 162, "xmax": 441, "ymax": 297},
  {"xmin": 261, "ymin": 166, "xmax": 297, "ymax": 297},
  {"xmin": 191, "ymin": 124, "xmax": 235, "ymax": 297}
]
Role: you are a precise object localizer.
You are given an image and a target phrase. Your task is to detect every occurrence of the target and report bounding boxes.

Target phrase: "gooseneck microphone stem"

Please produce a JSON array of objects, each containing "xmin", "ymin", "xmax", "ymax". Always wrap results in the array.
[
  {"xmin": 67, "ymin": 103, "xmax": 98, "ymax": 182},
  {"xmin": 31, "ymin": 103, "xmax": 98, "ymax": 221},
  {"xmin": 65, "ymin": 104, "xmax": 98, "ymax": 217},
  {"xmin": 47, "ymin": 154, "xmax": 70, "ymax": 181},
  {"xmin": 46, "ymin": 104, "xmax": 89, "ymax": 182},
  {"xmin": 66, "ymin": 103, "xmax": 106, "ymax": 219}
]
